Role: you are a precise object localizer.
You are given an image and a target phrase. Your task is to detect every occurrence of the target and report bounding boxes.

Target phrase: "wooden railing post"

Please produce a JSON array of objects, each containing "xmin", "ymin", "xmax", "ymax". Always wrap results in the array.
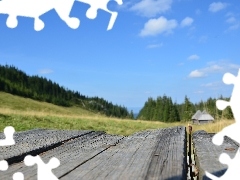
[{"xmin": 188, "ymin": 124, "xmax": 194, "ymax": 180}]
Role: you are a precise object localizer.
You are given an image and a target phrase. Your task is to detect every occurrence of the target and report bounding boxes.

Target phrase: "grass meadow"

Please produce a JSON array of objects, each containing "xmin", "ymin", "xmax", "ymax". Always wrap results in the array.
[{"xmin": 0, "ymin": 92, "xmax": 234, "ymax": 136}]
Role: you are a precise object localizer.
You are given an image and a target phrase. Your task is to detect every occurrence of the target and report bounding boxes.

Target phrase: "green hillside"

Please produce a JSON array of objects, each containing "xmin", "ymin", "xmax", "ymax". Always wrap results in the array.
[
  {"xmin": 0, "ymin": 91, "xmax": 175, "ymax": 135},
  {"xmin": 0, "ymin": 92, "xmax": 234, "ymax": 136},
  {"xmin": 0, "ymin": 64, "xmax": 133, "ymax": 119},
  {"xmin": 0, "ymin": 91, "xmax": 97, "ymax": 117},
  {"xmin": 0, "ymin": 65, "xmax": 234, "ymax": 135}
]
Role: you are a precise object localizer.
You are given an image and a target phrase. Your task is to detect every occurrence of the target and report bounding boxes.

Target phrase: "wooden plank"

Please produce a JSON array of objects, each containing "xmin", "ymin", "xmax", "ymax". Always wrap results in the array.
[
  {"xmin": 146, "ymin": 126, "xmax": 187, "ymax": 180},
  {"xmin": 0, "ymin": 129, "xmax": 93, "ymax": 180},
  {"xmin": 192, "ymin": 130, "xmax": 239, "ymax": 180},
  {"xmin": 0, "ymin": 129, "xmax": 92, "ymax": 162},
  {"xmin": 60, "ymin": 126, "xmax": 187, "ymax": 180},
  {"xmin": 1, "ymin": 126, "xmax": 187, "ymax": 180},
  {"xmin": 60, "ymin": 130, "xmax": 154, "ymax": 180},
  {"xmin": 1, "ymin": 131, "xmax": 123, "ymax": 179}
]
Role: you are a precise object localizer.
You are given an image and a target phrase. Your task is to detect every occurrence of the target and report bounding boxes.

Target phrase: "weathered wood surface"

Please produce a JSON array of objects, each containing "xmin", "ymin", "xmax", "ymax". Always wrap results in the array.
[
  {"xmin": 0, "ymin": 129, "xmax": 92, "ymax": 162},
  {"xmin": 0, "ymin": 126, "xmax": 187, "ymax": 180},
  {"xmin": 192, "ymin": 130, "xmax": 239, "ymax": 180}
]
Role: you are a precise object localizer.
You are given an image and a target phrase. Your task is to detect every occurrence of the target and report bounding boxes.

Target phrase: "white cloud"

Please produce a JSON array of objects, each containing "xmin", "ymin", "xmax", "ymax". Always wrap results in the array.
[
  {"xmin": 140, "ymin": 16, "xmax": 178, "ymax": 36},
  {"xmin": 188, "ymin": 54, "xmax": 200, "ymax": 60},
  {"xmin": 189, "ymin": 70, "xmax": 205, "ymax": 78},
  {"xmin": 38, "ymin": 69, "xmax": 53, "ymax": 74},
  {"xmin": 180, "ymin": 17, "xmax": 194, "ymax": 27},
  {"xmin": 225, "ymin": 13, "xmax": 240, "ymax": 31},
  {"xmin": 209, "ymin": 2, "xmax": 228, "ymax": 13},
  {"xmin": 146, "ymin": 43, "xmax": 163, "ymax": 48},
  {"xmin": 188, "ymin": 61, "xmax": 240, "ymax": 78},
  {"xmin": 130, "ymin": 0, "xmax": 172, "ymax": 17},
  {"xmin": 226, "ymin": 17, "xmax": 236, "ymax": 24}
]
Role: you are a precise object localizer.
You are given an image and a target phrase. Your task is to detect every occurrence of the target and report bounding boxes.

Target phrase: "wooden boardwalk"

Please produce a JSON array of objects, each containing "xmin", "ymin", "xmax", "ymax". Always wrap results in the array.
[
  {"xmin": 0, "ymin": 126, "xmax": 187, "ymax": 180},
  {"xmin": 192, "ymin": 130, "xmax": 239, "ymax": 180}
]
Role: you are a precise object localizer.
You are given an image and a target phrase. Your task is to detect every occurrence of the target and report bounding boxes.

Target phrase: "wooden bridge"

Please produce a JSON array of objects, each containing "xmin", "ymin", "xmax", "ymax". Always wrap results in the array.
[{"xmin": 0, "ymin": 126, "xmax": 238, "ymax": 179}]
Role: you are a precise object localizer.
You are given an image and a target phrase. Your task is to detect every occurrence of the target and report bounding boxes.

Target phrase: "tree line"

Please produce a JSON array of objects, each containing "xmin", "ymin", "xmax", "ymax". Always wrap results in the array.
[
  {"xmin": 137, "ymin": 95, "xmax": 180, "ymax": 122},
  {"xmin": 137, "ymin": 95, "xmax": 233, "ymax": 122},
  {"xmin": 0, "ymin": 64, "xmax": 134, "ymax": 119}
]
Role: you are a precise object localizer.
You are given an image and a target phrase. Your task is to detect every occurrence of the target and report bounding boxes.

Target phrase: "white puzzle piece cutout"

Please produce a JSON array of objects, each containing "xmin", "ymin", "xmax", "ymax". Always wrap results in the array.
[
  {"xmin": 0, "ymin": 126, "xmax": 15, "ymax": 146},
  {"xmin": 0, "ymin": 0, "xmax": 80, "ymax": 31},
  {"xmin": 206, "ymin": 150, "xmax": 240, "ymax": 180},
  {"xmin": 24, "ymin": 155, "xmax": 60, "ymax": 180},
  {"xmin": 0, "ymin": 126, "xmax": 15, "ymax": 172},
  {"xmin": 0, "ymin": 0, "xmax": 123, "ymax": 30},
  {"xmin": 13, "ymin": 172, "xmax": 24, "ymax": 180},
  {"xmin": 76, "ymin": 0, "xmax": 123, "ymax": 30},
  {"xmin": 0, "ymin": 126, "xmax": 60, "ymax": 179},
  {"xmin": 206, "ymin": 69, "xmax": 240, "ymax": 179},
  {"xmin": 0, "ymin": 160, "xmax": 8, "ymax": 171}
]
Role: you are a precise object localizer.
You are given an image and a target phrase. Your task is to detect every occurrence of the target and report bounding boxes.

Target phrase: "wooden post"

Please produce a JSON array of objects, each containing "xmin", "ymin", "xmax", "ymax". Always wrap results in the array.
[{"xmin": 188, "ymin": 124, "xmax": 194, "ymax": 180}]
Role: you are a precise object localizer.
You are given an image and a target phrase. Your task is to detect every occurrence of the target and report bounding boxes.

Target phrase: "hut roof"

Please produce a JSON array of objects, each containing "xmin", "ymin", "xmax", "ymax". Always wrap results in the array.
[
  {"xmin": 192, "ymin": 110, "xmax": 202, "ymax": 119},
  {"xmin": 192, "ymin": 110, "xmax": 214, "ymax": 121},
  {"xmin": 202, "ymin": 110, "xmax": 208, "ymax": 114},
  {"xmin": 198, "ymin": 113, "xmax": 214, "ymax": 121}
]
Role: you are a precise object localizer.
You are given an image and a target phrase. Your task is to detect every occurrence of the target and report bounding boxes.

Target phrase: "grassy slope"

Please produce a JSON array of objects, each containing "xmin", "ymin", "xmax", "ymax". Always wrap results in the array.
[{"xmin": 0, "ymin": 92, "xmax": 234, "ymax": 136}]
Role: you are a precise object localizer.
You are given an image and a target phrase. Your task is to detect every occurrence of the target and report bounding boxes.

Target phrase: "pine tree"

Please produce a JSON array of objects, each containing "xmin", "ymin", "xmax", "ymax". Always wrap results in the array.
[
  {"xmin": 0, "ymin": 64, "xmax": 132, "ymax": 118},
  {"xmin": 129, "ymin": 110, "xmax": 134, "ymax": 119},
  {"xmin": 182, "ymin": 96, "xmax": 193, "ymax": 121}
]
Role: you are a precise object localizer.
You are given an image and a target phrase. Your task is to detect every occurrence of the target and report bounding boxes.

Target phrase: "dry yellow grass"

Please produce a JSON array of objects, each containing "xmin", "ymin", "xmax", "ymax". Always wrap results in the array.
[
  {"xmin": 0, "ymin": 107, "xmax": 105, "ymax": 120},
  {"xmin": 190, "ymin": 119, "xmax": 235, "ymax": 133},
  {"xmin": 0, "ymin": 108, "xmax": 171, "ymax": 136},
  {"xmin": 0, "ymin": 92, "xmax": 234, "ymax": 136}
]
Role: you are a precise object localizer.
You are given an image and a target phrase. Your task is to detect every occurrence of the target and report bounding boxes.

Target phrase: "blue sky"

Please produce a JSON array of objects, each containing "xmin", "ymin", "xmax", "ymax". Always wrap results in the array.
[{"xmin": 0, "ymin": 0, "xmax": 240, "ymax": 113}]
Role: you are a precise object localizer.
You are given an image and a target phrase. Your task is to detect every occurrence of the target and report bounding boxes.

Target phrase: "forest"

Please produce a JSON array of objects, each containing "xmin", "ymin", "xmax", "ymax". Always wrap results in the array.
[
  {"xmin": 0, "ymin": 64, "xmax": 134, "ymax": 119},
  {"xmin": 137, "ymin": 95, "xmax": 233, "ymax": 122},
  {"xmin": 0, "ymin": 64, "xmax": 233, "ymax": 122}
]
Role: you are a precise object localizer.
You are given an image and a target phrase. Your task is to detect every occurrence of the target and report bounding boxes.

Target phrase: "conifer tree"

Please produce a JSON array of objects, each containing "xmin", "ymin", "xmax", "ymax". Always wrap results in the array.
[{"xmin": 182, "ymin": 96, "xmax": 194, "ymax": 122}]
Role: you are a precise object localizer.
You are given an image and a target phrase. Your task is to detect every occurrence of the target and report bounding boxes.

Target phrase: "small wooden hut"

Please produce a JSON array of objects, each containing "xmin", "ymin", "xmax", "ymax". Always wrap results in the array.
[{"xmin": 192, "ymin": 110, "xmax": 214, "ymax": 124}]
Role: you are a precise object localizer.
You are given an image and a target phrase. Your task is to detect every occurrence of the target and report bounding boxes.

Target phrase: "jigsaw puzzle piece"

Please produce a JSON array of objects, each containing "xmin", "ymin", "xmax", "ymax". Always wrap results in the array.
[
  {"xmin": 205, "ymin": 171, "xmax": 220, "ymax": 180},
  {"xmin": 212, "ymin": 123, "xmax": 240, "ymax": 146},
  {"xmin": 212, "ymin": 132, "xmax": 225, "ymax": 146},
  {"xmin": 223, "ymin": 69, "xmax": 240, "ymax": 117},
  {"xmin": 24, "ymin": 155, "xmax": 60, "ymax": 180},
  {"xmin": 6, "ymin": 15, "xmax": 18, "ymax": 28},
  {"xmin": 206, "ymin": 148, "xmax": 240, "ymax": 179},
  {"xmin": 205, "ymin": 153, "xmax": 231, "ymax": 180},
  {"xmin": 216, "ymin": 100, "xmax": 230, "ymax": 111},
  {"xmin": 0, "ymin": 0, "xmax": 54, "ymax": 31},
  {"xmin": 208, "ymin": 68, "xmax": 240, "ymax": 179},
  {"xmin": 34, "ymin": 18, "xmax": 45, "ymax": 31},
  {"xmin": 223, "ymin": 73, "xmax": 237, "ymax": 85},
  {"xmin": 0, "ymin": 126, "xmax": 15, "ymax": 146},
  {"xmin": 213, "ymin": 69, "xmax": 240, "ymax": 147},
  {"xmin": 76, "ymin": 0, "xmax": 122, "ymax": 30},
  {"xmin": 0, "ymin": 0, "xmax": 18, "ymax": 28},
  {"xmin": 54, "ymin": 0, "xmax": 80, "ymax": 29},
  {"xmin": 0, "ymin": 0, "xmax": 80, "ymax": 31},
  {"xmin": 13, "ymin": 172, "xmax": 24, "ymax": 180},
  {"xmin": 107, "ymin": 11, "xmax": 117, "ymax": 30},
  {"xmin": 0, "ymin": 160, "xmax": 8, "ymax": 171}
]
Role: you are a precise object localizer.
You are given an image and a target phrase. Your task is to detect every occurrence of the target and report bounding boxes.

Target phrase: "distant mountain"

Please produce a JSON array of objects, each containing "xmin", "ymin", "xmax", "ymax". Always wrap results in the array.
[{"xmin": 0, "ymin": 64, "xmax": 134, "ymax": 119}]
